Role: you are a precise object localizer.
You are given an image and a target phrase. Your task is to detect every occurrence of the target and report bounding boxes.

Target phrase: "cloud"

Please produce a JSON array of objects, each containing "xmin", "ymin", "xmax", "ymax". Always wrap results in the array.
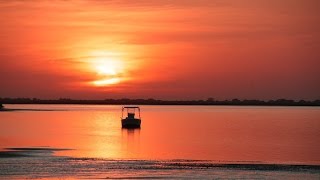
[{"xmin": 87, "ymin": 0, "xmax": 227, "ymax": 9}]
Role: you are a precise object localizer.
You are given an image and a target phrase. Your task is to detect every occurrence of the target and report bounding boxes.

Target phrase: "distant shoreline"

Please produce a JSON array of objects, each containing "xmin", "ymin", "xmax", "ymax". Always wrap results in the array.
[
  {"xmin": 1, "ymin": 104, "xmax": 320, "ymax": 113},
  {"xmin": 1, "ymin": 103, "xmax": 320, "ymax": 107},
  {"xmin": 1, "ymin": 98, "xmax": 320, "ymax": 107}
]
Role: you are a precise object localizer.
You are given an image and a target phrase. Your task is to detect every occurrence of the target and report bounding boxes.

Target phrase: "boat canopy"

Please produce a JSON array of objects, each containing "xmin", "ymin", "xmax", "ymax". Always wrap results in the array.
[
  {"xmin": 123, "ymin": 106, "xmax": 140, "ymax": 109},
  {"xmin": 122, "ymin": 106, "xmax": 141, "ymax": 119}
]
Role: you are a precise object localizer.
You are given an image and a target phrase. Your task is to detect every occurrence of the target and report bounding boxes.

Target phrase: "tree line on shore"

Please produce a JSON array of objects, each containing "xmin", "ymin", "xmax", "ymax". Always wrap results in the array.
[{"xmin": 0, "ymin": 98, "xmax": 319, "ymax": 106}]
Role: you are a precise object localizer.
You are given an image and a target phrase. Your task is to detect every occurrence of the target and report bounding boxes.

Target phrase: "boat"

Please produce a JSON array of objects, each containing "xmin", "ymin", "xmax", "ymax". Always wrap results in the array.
[{"xmin": 121, "ymin": 106, "xmax": 141, "ymax": 128}]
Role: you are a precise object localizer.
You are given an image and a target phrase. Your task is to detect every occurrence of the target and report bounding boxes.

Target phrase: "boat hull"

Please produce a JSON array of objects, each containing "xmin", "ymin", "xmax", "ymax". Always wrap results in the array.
[{"xmin": 121, "ymin": 118, "xmax": 141, "ymax": 128}]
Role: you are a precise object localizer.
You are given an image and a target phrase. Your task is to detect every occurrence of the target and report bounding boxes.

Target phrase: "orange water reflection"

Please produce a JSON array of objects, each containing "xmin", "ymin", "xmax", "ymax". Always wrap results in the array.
[{"xmin": 0, "ymin": 105, "xmax": 319, "ymax": 164}]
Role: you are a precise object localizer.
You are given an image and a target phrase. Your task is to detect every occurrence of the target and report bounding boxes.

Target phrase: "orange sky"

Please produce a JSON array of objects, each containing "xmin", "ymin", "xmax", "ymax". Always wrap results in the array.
[{"xmin": 0, "ymin": 0, "xmax": 319, "ymax": 100}]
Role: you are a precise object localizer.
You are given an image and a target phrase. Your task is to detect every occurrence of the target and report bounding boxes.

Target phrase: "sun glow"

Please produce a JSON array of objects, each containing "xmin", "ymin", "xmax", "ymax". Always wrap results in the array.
[
  {"xmin": 89, "ymin": 51, "xmax": 127, "ymax": 87},
  {"xmin": 94, "ymin": 58, "xmax": 123, "ymax": 76},
  {"xmin": 93, "ymin": 77, "xmax": 121, "ymax": 86}
]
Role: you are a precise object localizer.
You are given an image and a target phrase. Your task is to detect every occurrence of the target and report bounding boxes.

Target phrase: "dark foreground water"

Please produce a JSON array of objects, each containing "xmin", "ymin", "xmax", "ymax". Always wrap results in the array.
[{"xmin": 0, "ymin": 105, "xmax": 319, "ymax": 179}]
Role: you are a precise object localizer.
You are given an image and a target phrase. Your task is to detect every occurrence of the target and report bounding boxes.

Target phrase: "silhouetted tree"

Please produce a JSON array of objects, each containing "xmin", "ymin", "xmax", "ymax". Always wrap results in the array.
[
  {"xmin": 207, "ymin": 98, "xmax": 214, "ymax": 102},
  {"xmin": 232, "ymin": 99, "xmax": 241, "ymax": 104}
]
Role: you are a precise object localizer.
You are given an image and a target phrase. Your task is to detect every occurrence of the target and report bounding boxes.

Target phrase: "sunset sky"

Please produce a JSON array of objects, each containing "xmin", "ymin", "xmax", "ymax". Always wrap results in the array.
[{"xmin": 0, "ymin": 0, "xmax": 319, "ymax": 100}]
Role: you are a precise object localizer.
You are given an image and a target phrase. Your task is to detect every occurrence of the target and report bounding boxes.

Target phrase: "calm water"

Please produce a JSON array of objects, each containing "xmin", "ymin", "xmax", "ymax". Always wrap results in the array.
[{"xmin": 0, "ymin": 105, "xmax": 319, "ymax": 179}]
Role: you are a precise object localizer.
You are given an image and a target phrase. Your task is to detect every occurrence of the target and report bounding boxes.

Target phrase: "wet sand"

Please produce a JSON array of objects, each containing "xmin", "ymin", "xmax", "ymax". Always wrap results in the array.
[
  {"xmin": 0, "ymin": 147, "xmax": 71, "ymax": 158},
  {"xmin": 0, "ymin": 147, "xmax": 319, "ymax": 179}
]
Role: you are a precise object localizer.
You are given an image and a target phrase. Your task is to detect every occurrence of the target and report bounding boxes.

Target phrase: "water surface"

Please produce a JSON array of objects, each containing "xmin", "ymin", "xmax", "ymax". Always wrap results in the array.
[{"xmin": 0, "ymin": 105, "xmax": 319, "ymax": 179}]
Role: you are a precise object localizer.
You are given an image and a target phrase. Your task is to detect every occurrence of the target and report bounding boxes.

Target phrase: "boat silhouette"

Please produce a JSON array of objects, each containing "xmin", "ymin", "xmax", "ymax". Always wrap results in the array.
[{"xmin": 121, "ymin": 106, "xmax": 141, "ymax": 128}]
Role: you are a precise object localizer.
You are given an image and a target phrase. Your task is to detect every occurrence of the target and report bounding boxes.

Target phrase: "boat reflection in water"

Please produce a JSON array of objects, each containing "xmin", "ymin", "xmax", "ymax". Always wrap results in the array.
[{"xmin": 121, "ymin": 128, "xmax": 141, "ymax": 158}]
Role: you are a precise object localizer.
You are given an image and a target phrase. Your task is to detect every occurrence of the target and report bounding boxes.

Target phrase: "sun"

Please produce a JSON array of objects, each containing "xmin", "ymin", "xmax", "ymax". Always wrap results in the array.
[
  {"xmin": 94, "ymin": 58, "xmax": 123, "ymax": 76},
  {"xmin": 89, "ymin": 52, "xmax": 126, "ymax": 87},
  {"xmin": 75, "ymin": 50, "xmax": 132, "ymax": 87}
]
